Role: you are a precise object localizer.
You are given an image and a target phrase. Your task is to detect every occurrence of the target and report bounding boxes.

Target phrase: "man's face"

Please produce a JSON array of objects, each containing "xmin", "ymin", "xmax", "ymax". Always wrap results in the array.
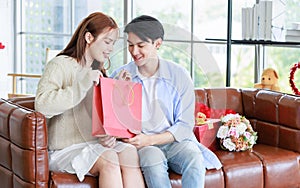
[{"xmin": 127, "ymin": 32, "xmax": 160, "ymax": 67}]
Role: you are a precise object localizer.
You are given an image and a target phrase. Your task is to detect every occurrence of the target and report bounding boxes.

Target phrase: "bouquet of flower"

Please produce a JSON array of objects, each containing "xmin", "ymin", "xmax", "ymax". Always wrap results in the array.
[{"xmin": 217, "ymin": 113, "xmax": 257, "ymax": 152}]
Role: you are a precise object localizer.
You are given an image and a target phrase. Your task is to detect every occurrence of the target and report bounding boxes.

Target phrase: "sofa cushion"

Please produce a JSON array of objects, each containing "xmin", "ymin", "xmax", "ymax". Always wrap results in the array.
[
  {"xmin": 215, "ymin": 149, "xmax": 264, "ymax": 188},
  {"xmin": 255, "ymin": 114, "xmax": 300, "ymax": 153},
  {"xmin": 50, "ymin": 172, "xmax": 97, "ymax": 188},
  {"xmin": 252, "ymin": 144, "xmax": 300, "ymax": 188},
  {"xmin": 278, "ymin": 94, "xmax": 300, "ymax": 129},
  {"xmin": 169, "ymin": 168, "xmax": 225, "ymax": 188},
  {"xmin": 0, "ymin": 165, "xmax": 13, "ymax": 188},
  {"xmin": 255, "ymin": 120, "xmax": 279, "ymax": 147},
  {"xmin": 279, "ymin": 125, "xmax": 300, "ymax": 153},
  {"xmin": 203, "ymin": 169, "xmax": 224, "ymax": 188}
]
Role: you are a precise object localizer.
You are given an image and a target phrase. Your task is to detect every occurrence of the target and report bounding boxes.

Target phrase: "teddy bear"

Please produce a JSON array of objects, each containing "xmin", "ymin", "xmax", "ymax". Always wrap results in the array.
[
  {"xmin": 254, "ymin": 68, "xmax": 280, "ymax": 92},
  {"xmin": 195, "ymin": 112, "xmax": 207, "ymax": 125}
]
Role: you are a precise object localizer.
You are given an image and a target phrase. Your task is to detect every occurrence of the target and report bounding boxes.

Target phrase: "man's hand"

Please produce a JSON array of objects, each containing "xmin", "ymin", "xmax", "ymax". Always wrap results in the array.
[
  {"xmin": 117, "ymin": 69, "xmax": 132, "ymax": 81},
  {"xmin": 123, "ymin": 131, "xmax": 175, "ymax": 149},
  {"xmin": 123, "ymin": 132, "xmax": 152, "ymax": 149}
]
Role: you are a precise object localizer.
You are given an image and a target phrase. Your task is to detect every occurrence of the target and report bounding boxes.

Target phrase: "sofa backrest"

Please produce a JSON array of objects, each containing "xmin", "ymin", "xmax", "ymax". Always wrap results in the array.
[
  {"xmin": 7, "ymin": 96, "xmax": 35, "ymax": 110},
  {"xmin": 1, "ymin": 88, "xmax": 299, "ymax": 188},
  {"xmin": 0, "ymin": 98, "xmax": 49, "ymax": 188},
  {"xmin": 242, "ymin": 89, "xmax": 300, "ymax": 153},
  {"xmin": 195, "ymin": 88, "xmax": 244, "ymax": 115}
]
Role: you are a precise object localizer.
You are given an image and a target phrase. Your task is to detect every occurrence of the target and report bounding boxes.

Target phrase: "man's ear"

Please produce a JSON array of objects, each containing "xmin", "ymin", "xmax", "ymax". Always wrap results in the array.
[
  {"xmin": 85, "ymin": 32, "xmax": 94, "ymax": 44},
  {"xmin": 154, "ymin": 38, "xmax": 163, "ymax": 49}
]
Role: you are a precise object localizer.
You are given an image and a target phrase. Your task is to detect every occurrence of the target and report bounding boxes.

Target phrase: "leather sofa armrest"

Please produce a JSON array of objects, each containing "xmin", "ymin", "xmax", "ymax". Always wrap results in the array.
[{"xmin": 0, "ymin": 98, "xmax": 49, "ymax": 187}]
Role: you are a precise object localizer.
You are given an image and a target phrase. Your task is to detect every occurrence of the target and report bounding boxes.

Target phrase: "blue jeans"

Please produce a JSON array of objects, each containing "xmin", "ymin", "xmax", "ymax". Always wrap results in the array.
[{"xmin": 138, "ymin": 140, "xmax": 206, "ymax": 188}]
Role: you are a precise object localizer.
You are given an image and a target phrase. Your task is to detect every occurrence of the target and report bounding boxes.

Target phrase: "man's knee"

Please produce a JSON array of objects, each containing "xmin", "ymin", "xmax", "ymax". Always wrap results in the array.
[
  {"xmin": 168, "ymin": 141, "xmax": 204, "ymax": 171},
  {"xmin": 138, "ymin": 146, "xmax": 166, "ymax": 167}
]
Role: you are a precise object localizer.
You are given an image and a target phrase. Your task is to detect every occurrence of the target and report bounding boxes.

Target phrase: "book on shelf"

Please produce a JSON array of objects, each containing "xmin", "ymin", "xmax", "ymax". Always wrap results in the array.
[
  {"xmin": 252, "ymin": 4, "xmax": 259, "ymax": 40},
  {"xmin": 242, "ymin": 7, "xmax": 252, "ymax": 40},
  {"xmin": 291, "ymin": 22, "xmax": 300, "ymax": 30},
  {"xmin": 241, "ymin": 0, "xmax": 272, "ymax": 41},
  {"xmin": 286, "ymin": 29, "xmax": 300, "ymax": 36},
  {"xmin": 257, "ymin": 1, "xmax": 266, "ymax": 40},
  {"xmin": 285, "ymin": 35, "xmax": 300, "ymax": 42},
  {"xmin": 264, "ymin": 1, "xmax": 272, "ymax": 40}
]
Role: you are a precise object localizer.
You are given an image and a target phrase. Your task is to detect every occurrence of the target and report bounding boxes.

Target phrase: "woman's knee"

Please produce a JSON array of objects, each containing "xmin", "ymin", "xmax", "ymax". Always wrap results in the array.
[
  {"xmin": 119, "ymin": 145, "xmax": 140, "ymax": 167},
  {"xmin": 90, "ymin": 150, "xmax": 120, "ymax": 175}
]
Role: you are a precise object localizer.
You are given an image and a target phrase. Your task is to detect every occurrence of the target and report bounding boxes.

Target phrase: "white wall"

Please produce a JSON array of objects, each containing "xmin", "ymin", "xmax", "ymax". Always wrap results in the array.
[{"xmin": 0, "ymin": 0, "xmax": 13, "ymax": 98}]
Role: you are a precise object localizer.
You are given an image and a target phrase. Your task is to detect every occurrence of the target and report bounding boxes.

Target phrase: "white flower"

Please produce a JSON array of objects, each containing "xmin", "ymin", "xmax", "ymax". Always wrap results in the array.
[
  {"xmin": 221, "ymin": 113, "xmax": 240, "ymax": 122},
  {"xmin": 249, "ymin": 135, "xmax": 257, "ymax": 145},
  {"xmin": 217, "ymin": 126, "xmax": 229, "ymax": 139},
  {"xmin": 218, "ymin": 113, "xmax": 258, "ymax": 152},
  {"xmin": 236, "ymin": 122, "xmax": 247, "ymax": 135},
  {"xmin": 223, "ymin": 138, "xmax": 236, "ymax": 151}
]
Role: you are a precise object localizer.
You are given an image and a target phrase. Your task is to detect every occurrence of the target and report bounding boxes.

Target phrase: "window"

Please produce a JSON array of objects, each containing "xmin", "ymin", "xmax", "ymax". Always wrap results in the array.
[
  {"xmin": 230, "ymin": 0, "xmax": 300, "ymax": 94},
  {"xmin": 15, "ymin": 0, "xmax": 124, "ymax": 94},
  {"xmin": 15, "ymin": 0, "xmax": 300, "ymax": 95},
  {"xmin": 264, "ymin": 0, "xmax": 300, "ymax": 94},
  {"xmin": 131, "ymin": 0, "xmax": 228, "ymax": 88}
]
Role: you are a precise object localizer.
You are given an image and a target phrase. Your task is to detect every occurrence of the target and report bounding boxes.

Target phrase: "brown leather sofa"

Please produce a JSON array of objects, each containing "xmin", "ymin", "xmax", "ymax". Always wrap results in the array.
[{"xmin": 1, "ymin": 88, "xmax": 299, "ymax": 188}]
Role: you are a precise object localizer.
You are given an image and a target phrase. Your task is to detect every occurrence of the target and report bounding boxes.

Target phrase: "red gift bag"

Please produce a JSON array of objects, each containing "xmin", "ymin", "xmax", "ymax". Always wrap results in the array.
[
  {"xmin": 194, "ymin": 119, "xmax": 221, "ymax": 151},
  {"xmin": 92, "ymin": 77, "xmax": 142, "ymax": 138}
]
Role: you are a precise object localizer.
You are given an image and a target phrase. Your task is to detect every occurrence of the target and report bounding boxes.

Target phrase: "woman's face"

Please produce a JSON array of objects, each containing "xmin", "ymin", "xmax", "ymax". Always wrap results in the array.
[
  {"xmin": 127, "ymin": 32, "xmax": 160, "ymax": 67},
  {"xmin": 86, "ymin": 28, "xmax": 119, "ymax": 65}
]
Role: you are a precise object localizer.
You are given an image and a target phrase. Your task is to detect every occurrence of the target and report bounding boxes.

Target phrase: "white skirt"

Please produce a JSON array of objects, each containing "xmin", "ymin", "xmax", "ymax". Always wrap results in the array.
[{"xmin": 49, "ymin": 140, "xmax": 130, "ymax": 182}]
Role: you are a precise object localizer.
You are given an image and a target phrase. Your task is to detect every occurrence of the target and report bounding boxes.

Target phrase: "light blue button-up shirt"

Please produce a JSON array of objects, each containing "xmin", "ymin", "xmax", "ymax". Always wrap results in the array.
[{"xmin": 110, "ymin": 58, "xmax": 222, "ymax": 170}]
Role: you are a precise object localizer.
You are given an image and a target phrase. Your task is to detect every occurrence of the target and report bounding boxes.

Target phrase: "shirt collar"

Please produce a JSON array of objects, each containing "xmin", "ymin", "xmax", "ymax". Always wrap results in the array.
[
  {"xmin": 131, "ymin": 56, "xmax": 172, "ymax": 81},
  {"xmin": 157, "ymin": 57, "xmax": 172, "ymax": 80}
]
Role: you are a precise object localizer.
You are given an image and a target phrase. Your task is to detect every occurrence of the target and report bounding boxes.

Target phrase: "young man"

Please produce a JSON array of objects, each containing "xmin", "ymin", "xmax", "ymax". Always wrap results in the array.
[{"xmin": 111, "ymin": 15, "xmax": 222, "ymax": 188}]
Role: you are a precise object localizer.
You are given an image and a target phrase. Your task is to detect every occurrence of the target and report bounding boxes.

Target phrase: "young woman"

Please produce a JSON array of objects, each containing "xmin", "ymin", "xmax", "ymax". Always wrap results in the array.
[{"xmin": 35, "ymin": 12, "xmax": 145, "ymax": 188}]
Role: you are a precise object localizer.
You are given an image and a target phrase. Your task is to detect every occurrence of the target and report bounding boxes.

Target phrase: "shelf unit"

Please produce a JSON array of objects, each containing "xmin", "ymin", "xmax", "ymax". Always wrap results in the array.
[{"xmin": 225, "ymin": 0, "xmax": 300, "ymax": 86}]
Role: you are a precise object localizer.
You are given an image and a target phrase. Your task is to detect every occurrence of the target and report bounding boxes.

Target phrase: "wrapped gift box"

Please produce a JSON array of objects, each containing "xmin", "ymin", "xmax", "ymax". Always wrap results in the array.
[{"xmin": 193, "ymin": 119, "xmax": 221, "ymax": 151}]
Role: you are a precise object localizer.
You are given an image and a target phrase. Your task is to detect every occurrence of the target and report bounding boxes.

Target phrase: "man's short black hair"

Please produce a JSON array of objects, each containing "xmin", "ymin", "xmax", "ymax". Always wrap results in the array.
[{"xmin": 124, "ymin": 15, "xmax": 164, "ymax": 42}]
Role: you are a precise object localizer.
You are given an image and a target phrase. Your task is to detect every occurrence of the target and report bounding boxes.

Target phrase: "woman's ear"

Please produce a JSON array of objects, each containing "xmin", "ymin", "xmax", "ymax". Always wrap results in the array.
[
  {"xmin": 154, "ymin": 38, "xmax": 163, "ymax": 49},
  {"xmin": 85, "ymin": 32, "xmax": 94, "ymax": 44}
]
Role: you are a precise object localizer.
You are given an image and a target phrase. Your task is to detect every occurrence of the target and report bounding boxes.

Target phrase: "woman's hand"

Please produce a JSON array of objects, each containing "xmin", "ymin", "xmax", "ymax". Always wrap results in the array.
[
  {"xmin": 98, "ymin": 135, "xmax": 116, "ymax": 148},
  {"xmin": 89, "ymin": 70, "xmax": 103, "ymax": 85},
  {"xmin": 117, "ymin": 69, "xmax": 131, "ymax": 81}
]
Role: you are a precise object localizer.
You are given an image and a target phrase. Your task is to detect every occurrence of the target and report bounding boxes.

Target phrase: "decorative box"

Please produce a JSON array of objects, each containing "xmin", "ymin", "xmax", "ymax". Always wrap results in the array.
[{"xmin": 193, "ymin": 119, "xmax": 221, "ymax": 151}]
